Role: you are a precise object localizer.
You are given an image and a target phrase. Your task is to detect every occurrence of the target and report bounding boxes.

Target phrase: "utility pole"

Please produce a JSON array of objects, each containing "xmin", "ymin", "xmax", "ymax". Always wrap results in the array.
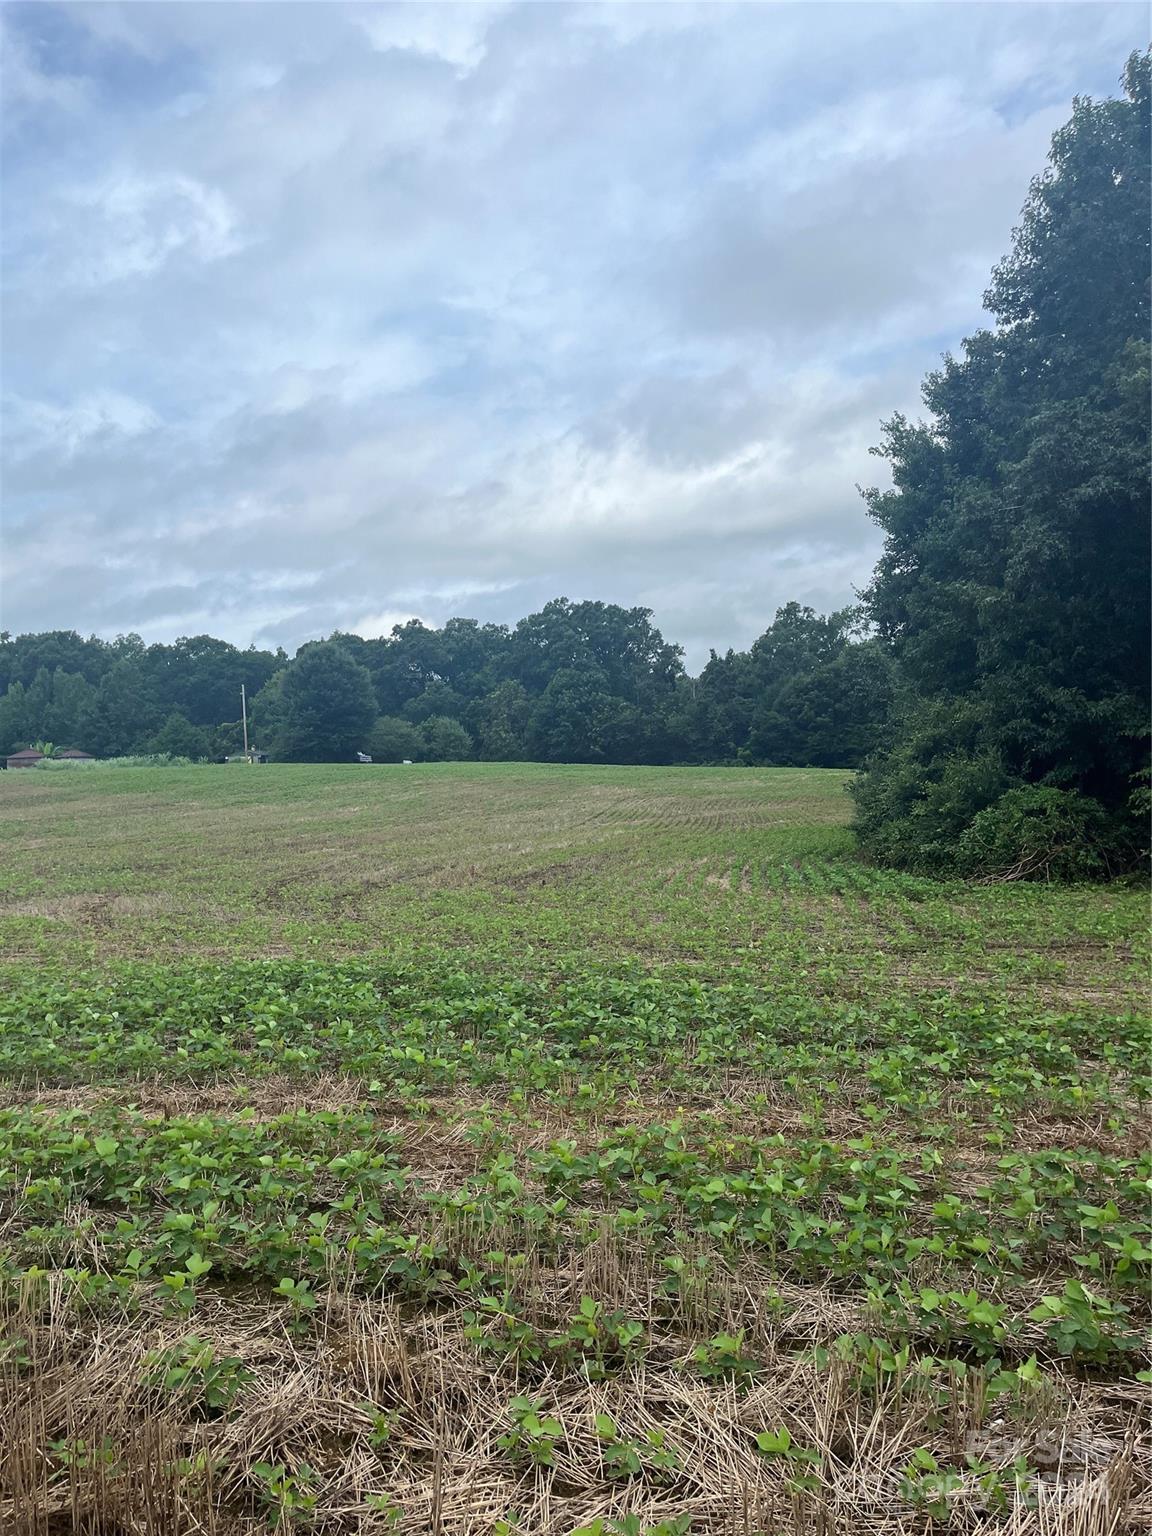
[{"xmin": 241, "ymin": 684, "xmax": 250, "ymax": 762}]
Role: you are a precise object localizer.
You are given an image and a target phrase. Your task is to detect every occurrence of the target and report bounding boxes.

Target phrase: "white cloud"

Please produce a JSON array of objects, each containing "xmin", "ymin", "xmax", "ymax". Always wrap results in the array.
[
  {"xmin": 359, "ymin": 3, "xmax": 509, "ymax": 74},
  {"xmin": 392, "ymin": 579, "xmax": 520, "ymax": 604},
  {"xmin": 351, "ymin": 609, "xmax": 432, "ymax": 638},
  {"xmin": 67, "ymin": 171, "xmax": 242, "ymax": 284},
  {"xmin": 5, "ymin": 389, "xmax": 161, "ymax": 456}
]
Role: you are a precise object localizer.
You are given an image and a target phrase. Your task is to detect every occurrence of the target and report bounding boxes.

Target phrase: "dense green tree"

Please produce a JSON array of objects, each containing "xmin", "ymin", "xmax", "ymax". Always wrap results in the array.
[
  {"xmin": 208, "ymin": 721, "xmax": 247, "ymax": 759},
  {"xmin": 22, "ymin": 669, "xmax": 55, "ymax": 741},
  {"xmin": 0, "ymin": 632, "xmax": 281, "ymax": 751},
  {"xmin": 141, "ymin": 636, "xmax": 282, "ymax": 727},
  {"xmin": 360, "ymin": 620, "xmax": 456, "ymax": 716},
  {"xmin": 510, "ymin": 599, "xmax": 683, "ymax": 702},
  {"xmin": 366, "ymin": 715, "xmax": 424, "ymax": 762},
  {"xmin": 750, "ymin": 642, "xmax": 895, "ymax": 767},
  {"xmin": 248, "ymin": 670, "xmax": 287, "ymax": 756},
  {"xmin": 743, "ymin": 605, "xmax": 863, "ymax": 761},
  {"xmin": 749, "ymin": 603, "xmax": 858, "ymax": 689},
  {"xmin": 110, "ymin": 633, "xmax": 147, "ymax": 659},
  {"xmin": 679, "ymin": 605, "xmax": 884, "ymax": 767},
  {"xmin": 0, "ymin": 681, "xmax": 34, "ymax": 754},
  {"xmin": 855, "ymin": 54, "xmax": 1150, "ymax": 873},
  {"xmin": 148, "ymin": 712, "xmax": 210, "ymax": 760},
  {"xmin": 681, "ymin": 650, "xmax": 757, "ymax": 762},
  {"xmin": 0, "ymin": 630, "xmax": 109, "ymax": 692},
  {"xmin": 76, "ymin": 659, "xmax": 164, "ymax": 757},
  {"xmin": 42, "ymin": 670, "xmax": 98, "ymax": 748},
  {"xmin": 419, "ymin": 715, "xmax": 473, "ymax": 761},
  {"xmin": 0, "ymin": 666, "xmax": 101, "ymax": 753},
  {"xmin": 527, "ymin": 664, "xmax": 640, "ymax": 763},
  {"xmin": 403, "ymin": 682, "xmax": 469, "ymax": 725},
  {"xmin": 470, "ymin": 680, "xmax": 531, "ymax": 761},
  {"xmin": 276, "ymin": 643, "xmax": 377, "ymax": 762},
  {"xmin": 0, "ymin": 596, "xmax": 892, "ymax": 770},
  {"xmin": 436, "ymin": 617, "xmax": 512, "ymax": 697},
  {"xmin": 657, "ymin": 677, "xmax": 711, "ymax": 764}
]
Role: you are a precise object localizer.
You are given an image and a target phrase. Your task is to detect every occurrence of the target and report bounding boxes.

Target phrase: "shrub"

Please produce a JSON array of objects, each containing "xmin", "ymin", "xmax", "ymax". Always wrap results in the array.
[
  {"xmin": 851, "ymin": 704, "xmax": 1016, "ymax": 875},
  {"xmin": 954, "ymin": 787, "xmax": 1128, "ymax": 883},
  {"xmin": 31, "ymin": 754, "xmax": 196, "ymax": 770}
]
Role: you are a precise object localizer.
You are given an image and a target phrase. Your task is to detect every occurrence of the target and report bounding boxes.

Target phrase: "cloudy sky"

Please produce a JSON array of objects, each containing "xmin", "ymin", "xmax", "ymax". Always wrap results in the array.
[{"xmin": 2, "ymin": 2, "xmax": 1144, "ymax": 668}]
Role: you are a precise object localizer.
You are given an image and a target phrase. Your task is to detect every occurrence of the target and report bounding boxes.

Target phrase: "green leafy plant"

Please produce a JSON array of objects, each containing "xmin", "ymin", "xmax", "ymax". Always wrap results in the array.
[
  {"xmin": 143, "ymin": 1336, "xmax": 251, "ymax": 1413},
  {"xmin": 496, "ymin": 1397, "xmax": 564, "ymax": 1469},
  {"xmin": 691, "ymin": 1330, "xmax": 760, "ymax": 1384},
  {"xmin": 550, "ymin": 1298, "xmax": 645, "ymax": 1379},
  {"xmin": 1029, "ymin": 1279, "xmax": 1141, "ymax": 1362},
  {"xmin": 273, "ymin": 1276, "xmax": 317, "ymax": 1334},
  {"xmin": 48, "ymin": 1436, "xmax": 119, "ymax": 1472},
  {"xmin": 754, "ymin": 1425, "xmax": 822, "ymax": 1493},
  {"xmin": 899, "ymin": 1448, "xmax": 962, "ymax": 1521},
  {"xmin": 250, "ymin": 1461, "xmax": 320, "ymax": 1527},
  {"xmin": 572, "ymin": 1518, "xmax": 692, "ymax": 1536}
]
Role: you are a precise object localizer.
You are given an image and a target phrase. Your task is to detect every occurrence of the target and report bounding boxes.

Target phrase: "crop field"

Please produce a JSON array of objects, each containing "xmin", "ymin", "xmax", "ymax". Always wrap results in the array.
[{"xmin": 0, "ymin": 762, "xmax": 1147, "ymax": 1536}]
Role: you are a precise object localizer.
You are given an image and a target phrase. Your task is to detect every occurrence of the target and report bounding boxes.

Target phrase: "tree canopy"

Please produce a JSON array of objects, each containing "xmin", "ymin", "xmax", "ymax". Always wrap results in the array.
[
  {"xmin": 0, "ymin": 599, "xmax": 891, "ymax": 769},
  {"xmin": 853, "ymin": 52, "xmax": 1150, "ymax": 874},
  {"xmin": 274, "ymin": 643, "xmax": 378, "ymax": 764}
]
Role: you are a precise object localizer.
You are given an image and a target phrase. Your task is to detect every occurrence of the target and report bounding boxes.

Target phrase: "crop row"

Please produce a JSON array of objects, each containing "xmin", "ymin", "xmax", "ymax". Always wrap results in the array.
[
  {"xmin": 1, "ymin": 1107, "xmax": 1147, "ymax": 1370},
  {"xmin": 0, "ymin": 959, "xmax": 1146, "ymax": 1114}
]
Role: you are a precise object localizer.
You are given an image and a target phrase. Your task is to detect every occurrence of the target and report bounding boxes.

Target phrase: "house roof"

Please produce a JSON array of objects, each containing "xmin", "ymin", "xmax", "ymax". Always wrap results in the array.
[
  {"xmin": 57, "ymin": 749, "xmax": 94, "ymax": 758},
  {"xmin": 7, "ymin": 748, "xmax": 44, "ymax": 760}
]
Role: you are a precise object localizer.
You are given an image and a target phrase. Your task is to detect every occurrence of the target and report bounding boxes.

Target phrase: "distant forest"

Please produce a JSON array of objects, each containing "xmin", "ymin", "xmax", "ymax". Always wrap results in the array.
[
  {"xmin": 0, "ymin": 599, "xmax": 893, "ymax": 770},
  {"xmin": 2, "ymin": 56, "xmax": 1147, "ymax": 880}
]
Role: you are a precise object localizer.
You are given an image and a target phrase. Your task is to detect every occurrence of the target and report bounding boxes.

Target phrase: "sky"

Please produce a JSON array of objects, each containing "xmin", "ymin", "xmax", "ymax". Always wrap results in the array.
[{"xmin": 1, "ymin": 2, "xmax": 1145, "ymax": 670}]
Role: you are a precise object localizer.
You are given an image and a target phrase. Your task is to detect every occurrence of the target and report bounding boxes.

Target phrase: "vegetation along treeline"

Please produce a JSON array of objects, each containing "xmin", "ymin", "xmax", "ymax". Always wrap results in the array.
[
  {"xmin": 1, "ymin": 54, "xmax": 1147, "ymax": 881},
  {"xmin": 0, "ymin": 598, "xmax": 893, "ymax": 772}
]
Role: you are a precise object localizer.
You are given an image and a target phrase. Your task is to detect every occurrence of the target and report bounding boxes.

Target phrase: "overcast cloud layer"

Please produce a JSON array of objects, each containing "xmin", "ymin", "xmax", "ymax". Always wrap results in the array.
[{"xmin": 2, "ymin": 1, "xmax": 1144, "ymax": 667}]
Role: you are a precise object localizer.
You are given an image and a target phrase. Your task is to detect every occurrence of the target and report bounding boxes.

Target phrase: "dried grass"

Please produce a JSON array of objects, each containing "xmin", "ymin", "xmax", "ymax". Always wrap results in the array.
[{"xmin": 2, "ymin": 1267, "xmax": 1147, "ymax": 1535}]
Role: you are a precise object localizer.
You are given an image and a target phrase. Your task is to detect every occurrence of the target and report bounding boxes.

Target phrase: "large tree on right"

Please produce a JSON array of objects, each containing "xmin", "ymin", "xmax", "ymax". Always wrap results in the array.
[{"xmin": 854, "ymin": 53, "xmax": 1150, "ymax": 878}]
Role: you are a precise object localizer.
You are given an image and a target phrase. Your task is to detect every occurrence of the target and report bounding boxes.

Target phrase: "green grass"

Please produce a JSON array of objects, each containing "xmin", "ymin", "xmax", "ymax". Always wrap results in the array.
[
  {"xmin": 0, "ymin": 764, "xmax": 1147, "ymax": 1535},
  {"xmin": 0, "ymin": 762, "xmax": 1142, "ymax": 1000}
]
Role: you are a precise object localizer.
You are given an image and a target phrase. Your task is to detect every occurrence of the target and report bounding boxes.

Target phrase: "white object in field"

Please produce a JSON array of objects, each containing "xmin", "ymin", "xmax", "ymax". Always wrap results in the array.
[
  {"xmin": 356, "ymin": 752, "xmax": 372, "ymax": 763},
  {"xmin": 402, "ymin": 759, "xmax": 412, "ymax": 765}
]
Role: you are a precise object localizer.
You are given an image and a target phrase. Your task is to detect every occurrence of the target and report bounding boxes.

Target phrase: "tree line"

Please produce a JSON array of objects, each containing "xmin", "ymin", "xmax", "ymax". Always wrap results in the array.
[
  {"xmin": 2, "ymin": 55, "xmax": 1147, "ymax": 878},
  {"xmin": 854, "ymin": 52, "xmax": 1149, "ymax": 877},
  {"xmin": 0, "ymin": 598, "xmax": 894, "ymax": 770}
]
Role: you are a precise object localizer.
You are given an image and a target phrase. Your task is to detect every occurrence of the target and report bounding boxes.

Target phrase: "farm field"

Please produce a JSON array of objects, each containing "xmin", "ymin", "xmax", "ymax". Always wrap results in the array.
[{"xmin": 0, "ymin": 762, "xmax": 1148, "ymax": 1536}]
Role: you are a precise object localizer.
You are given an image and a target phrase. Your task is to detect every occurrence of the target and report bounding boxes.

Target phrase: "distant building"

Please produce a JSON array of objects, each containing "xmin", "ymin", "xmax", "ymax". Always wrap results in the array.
[
  {"xmin": 6, "ymin": 749, "xmax": 44, "ymax": 769},
  {"xmin": 356, "ymin": 752, "xmax": 373, "ymax": 763},
  {"xmin": 57, "ymin": 749, "xmax": 94, "ymax": 760}
]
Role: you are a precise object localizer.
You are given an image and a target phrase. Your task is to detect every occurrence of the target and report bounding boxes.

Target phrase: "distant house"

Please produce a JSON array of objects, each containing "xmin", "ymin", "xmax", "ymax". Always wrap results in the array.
[
  {"xmin": 6, "ymin": 748, "xmax": 44, "ymax": 769},
  {"xmin": 57, "ymin": 748, "xmax": 94, "ymax": 760}
]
